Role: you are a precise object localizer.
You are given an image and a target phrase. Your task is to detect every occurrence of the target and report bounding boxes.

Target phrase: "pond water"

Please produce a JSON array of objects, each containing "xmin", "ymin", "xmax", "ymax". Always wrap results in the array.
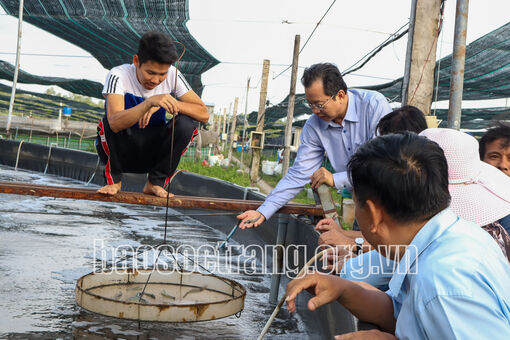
[{"xmin": 0, "ymin": 165, "xmax": 310, "ymax": 339}]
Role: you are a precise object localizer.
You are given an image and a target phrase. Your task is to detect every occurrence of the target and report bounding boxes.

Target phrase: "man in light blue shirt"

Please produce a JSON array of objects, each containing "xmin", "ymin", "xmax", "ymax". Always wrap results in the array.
[
  {"xmin": 286, "ymin": 133, "xmax": 510, "ymax": 339},
  {"xmin": 237, "ymin": 63, "xmax": 391, "ymax": 228}
]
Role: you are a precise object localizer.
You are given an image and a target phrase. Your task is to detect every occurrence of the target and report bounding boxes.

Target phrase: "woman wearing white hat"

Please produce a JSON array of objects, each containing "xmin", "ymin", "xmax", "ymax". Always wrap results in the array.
[{"xmin": 419, "ymin": 128, "xmax": 510, "ymax": 261}]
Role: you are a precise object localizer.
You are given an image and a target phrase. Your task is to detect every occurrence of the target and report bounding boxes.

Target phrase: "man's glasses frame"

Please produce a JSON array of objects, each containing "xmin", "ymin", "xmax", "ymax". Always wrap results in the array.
[{"xmin": 303, "ymin": 94, "xmax": 336, "ymax": 111}]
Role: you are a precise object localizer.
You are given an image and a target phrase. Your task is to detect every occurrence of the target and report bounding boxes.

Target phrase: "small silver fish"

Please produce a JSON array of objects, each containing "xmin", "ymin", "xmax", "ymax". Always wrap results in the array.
[
  {"xmin": 160, "ymin": 290, "xmax": 176, "ymax": 300},
  {"xmin": 142, "ymin": 292, "xmax": 156, "ymax": 299},
  {"xmin": 182, "ymin": 287, "xmax": 206, "ymax": 299},
  {"xmin": 127, "ymin": 292, "xmax": 148, "ymax": 304},
  {"xmin": 113, "ymin": 292, "xmax": 123, "ymax": 300}
]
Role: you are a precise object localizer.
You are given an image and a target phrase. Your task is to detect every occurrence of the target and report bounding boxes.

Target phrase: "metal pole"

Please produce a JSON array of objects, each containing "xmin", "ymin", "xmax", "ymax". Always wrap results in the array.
[
  {"xmin": 283, "ymin": 35, "xmax": 300, "ymax": 176},
  {"xmin": 401, "ymin": 0, "xmax": 417, "ymax": 105},
  {"xmin": 240, "ymin": 77, "xmax": 250, "ymax": 171},
  {"xmin": 447, "ymin": 0, "xmax": 469, "ymax": 130},
  {"xmin": 269, "ymin": 213, "xmax": 289, "ymax": 304},
  {"xmin": 6, "ymin": 0, "xmax": 25, "ymax": 138}
]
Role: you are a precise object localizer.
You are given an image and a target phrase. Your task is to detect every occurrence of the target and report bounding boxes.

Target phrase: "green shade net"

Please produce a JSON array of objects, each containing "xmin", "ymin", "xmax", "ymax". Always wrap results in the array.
[
  {"xmin": 0, "ymin": 0, "xmax": 218, "ymax": 96},
  {"xmin": 0, "ymin": 83, "xmax": 103, "ymax": 122},
  {"xmin": 362, "ymin": 21, "xmax": 510, "ymax": 101},
  {"xmin": 248, "ymin": 93, "xmax": 509, "ymax": 130},
  {"xmin": 249, "ymin": 21, "xmax": 510, "ymax": 130},
  {"xmin": 0, "ymin": 60, "xmax": 103, "ymax": 99}
]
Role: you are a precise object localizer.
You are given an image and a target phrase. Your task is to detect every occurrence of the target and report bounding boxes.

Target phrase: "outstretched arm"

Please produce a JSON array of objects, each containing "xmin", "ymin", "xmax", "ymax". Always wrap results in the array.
[{"xmin": 286, "ymin": 272, "xmax": 396, "ymax": 333}]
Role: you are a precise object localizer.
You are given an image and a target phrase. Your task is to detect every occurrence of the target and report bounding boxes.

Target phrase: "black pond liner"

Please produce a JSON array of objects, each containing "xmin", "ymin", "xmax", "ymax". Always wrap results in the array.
[{"xmin": 0, "ymin": 139, "xmax": 371, "ymax": 338}]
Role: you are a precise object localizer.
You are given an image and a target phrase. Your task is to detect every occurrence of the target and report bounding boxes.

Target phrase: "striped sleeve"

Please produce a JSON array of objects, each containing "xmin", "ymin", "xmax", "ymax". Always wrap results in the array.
[
  {"xmin": 175, "ymin": 70, "xmax": 192, "ymax": 98},
  {"xmin": 102, "ymin": 70, "xmax": 124, "ymax": 97}
]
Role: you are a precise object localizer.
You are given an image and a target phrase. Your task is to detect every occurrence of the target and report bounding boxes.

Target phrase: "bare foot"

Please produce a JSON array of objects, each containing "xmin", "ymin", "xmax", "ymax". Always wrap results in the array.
[
  {"xmin": 143, "ymin": 181, "xmax": 174, "ymax": 198},
  {"xmin": 97, "ymin": 182, "xmax": 121, "ymax": 195}
]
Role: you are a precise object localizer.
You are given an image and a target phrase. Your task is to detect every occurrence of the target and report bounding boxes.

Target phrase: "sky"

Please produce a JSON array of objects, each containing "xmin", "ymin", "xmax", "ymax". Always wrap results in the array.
[{"xmin": 0, "ymin": 0, "xmax": 509, "ymax": 117}]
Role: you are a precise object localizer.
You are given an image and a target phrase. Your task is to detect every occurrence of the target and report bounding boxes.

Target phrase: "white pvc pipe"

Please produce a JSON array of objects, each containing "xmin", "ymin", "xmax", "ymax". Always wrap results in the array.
[{"xmin": 6, "ymin": 0, "xmax": 25, "ymax": 137}]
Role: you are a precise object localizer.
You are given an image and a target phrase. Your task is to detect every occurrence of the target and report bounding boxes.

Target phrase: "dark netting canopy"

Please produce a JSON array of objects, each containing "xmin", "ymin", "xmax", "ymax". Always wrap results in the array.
[
  {"xmin": 0, "ymin": 0, "xmax": 218, "ymax": 95},
  {"xmin": 248, "ymin": 93, "xmax": 308, "ymax": 126},
  {"xmin": 250, "ymin": 21, "xmax": 510, "ymax": 130},
  {"xmin": 0, "ymin": 60, "xmax": 103, "ymax": 99},
  {"xmin": 362, "ymin": 21, "xmax": 510, "ymax": 102},
  {"xmin": 435, "ymin": 107, "xmax": 510, "ymax": 130},
  {"xmin": 249, "ymin": 94, "xmax": 509, "ymax": 130},
  {"xmin": 0, "ymin": 83, "xmax": 103, "ymax": 122}
]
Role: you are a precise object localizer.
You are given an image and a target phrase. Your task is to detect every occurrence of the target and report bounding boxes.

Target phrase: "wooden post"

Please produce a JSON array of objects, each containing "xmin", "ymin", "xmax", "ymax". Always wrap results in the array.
[
  {"xmin": 240, "ymin": 77, "xmax": 251, "ymax": 171},
  {"xmin": 282, "ymin": 35, "xmax": 300, "ymax": 176},
  {"xmin": 227, "ymin": 97, "xmax": 239, "ymax": 166},
  {"xmin": 403, "ymin": 0, "xmax": 441, "ymax": 116},
  {"xmin": 221, "ymin": 108, "xmax": 227, "ymax": 152},
  {"xmin": 250, "ymin": 59, "xmax": 270, "ymax": 184}
]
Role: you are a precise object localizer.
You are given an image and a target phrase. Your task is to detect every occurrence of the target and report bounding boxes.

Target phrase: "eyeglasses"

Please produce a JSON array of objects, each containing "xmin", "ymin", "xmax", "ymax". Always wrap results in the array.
[{"xmin": 303, "ymin": 95, "xmax": 335, "ymax": 111}]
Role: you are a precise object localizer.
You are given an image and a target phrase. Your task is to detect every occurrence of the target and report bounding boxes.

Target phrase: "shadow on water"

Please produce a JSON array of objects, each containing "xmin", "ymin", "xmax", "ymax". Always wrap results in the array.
[{"xmin": 0, "ymin": 165, "xmax": 311, "ymax": 339}]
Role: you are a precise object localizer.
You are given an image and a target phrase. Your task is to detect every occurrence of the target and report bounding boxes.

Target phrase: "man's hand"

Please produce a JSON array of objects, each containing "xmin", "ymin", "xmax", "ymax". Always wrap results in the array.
[
  {"xmin": 146, "ymin": 94, "xmax": 179, "ymax": 115},
  {"xmin": 286, "ymin": 272, "xmax": 345, "ymax": 313},
  {"xmin": 316, "ymin": 218, "xmax": 356, "ymax": 248},
  {"xmin": 321, "ymin": 246, "xmax": 355, "ymax": 273},
  {"xmin": 335, "ymin": 330, "xmax": 398, "ymax": 340},
  {"xmin": 138, "ymin": 107, "xmax": 160, "ymax": 128},
  {"xmin": 310, "ymin": 167, "xmax": 334, "ymax": 189},
  {"xmin": 318, "ymin": 230, "xmax": 357, "ymax": 248},
  {"xmin": 315, "ymin": 218, "xmax": 343, "ymax": 233},
  {"xmin": 237, "ymin": 210, "xmax": 266, "ymax": 229}
]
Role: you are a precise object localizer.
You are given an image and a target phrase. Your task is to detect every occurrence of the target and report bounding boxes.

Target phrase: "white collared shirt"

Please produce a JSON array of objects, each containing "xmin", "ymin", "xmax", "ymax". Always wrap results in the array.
[{"xmin": 257, "ymin": 88, "xmax": 391, "ymax": 220}]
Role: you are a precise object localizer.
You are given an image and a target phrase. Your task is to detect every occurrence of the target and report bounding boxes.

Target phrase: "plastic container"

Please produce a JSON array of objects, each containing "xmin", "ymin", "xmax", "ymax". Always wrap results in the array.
[
  {"xmin": 261, "ymin": 160, "xmax": 277, "ymax": 175},
  {"xmin": 342, "ymin": 198, "xmax": 355, "ymax": 226},
  {"xmin": 341, "ymin": 189, "xmax": 355, "ymax": 226}
]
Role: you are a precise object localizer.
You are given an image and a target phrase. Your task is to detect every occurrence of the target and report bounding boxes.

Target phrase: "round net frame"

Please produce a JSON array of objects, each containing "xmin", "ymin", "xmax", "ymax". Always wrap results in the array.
[
  {"xmin": 76, "ymin": 268, "xmax": 246, "ymax": 322},
  {"xmin": 75, "ymin": 44, "xmax": 245, "ymax": 323}
]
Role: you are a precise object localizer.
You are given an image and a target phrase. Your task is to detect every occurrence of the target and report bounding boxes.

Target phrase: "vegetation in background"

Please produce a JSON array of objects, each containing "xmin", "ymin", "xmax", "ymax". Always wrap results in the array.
[{"xmin": 178, "ymin": 159, "xmax": 251, "ymax": 187}]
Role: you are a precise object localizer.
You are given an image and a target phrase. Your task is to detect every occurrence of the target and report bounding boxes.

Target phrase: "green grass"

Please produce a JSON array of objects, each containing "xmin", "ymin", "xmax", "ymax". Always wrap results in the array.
[
  {"xmin": 178, "ymin": 159, "xmax": 251, "ymax": 187},
  {"xmin": 11, "ymin": 133, "xmax": 96, "ymax": 152}
]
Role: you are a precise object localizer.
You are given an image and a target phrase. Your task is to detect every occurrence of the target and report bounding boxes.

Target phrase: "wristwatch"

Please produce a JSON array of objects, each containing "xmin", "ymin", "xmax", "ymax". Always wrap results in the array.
[{"xmin": 354, "ymin": 237, "xmax": 364, "ymax": 255}]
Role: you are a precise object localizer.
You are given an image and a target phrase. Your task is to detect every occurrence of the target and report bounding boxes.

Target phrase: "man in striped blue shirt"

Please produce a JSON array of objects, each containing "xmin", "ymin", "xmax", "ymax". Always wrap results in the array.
[
  {"xmin": 96, "ymin": 31, "xmax": 208, "ymax": 197},
  {"xmin": 238, "ymin": 63, "xmax": 391, "ymax": 228}
]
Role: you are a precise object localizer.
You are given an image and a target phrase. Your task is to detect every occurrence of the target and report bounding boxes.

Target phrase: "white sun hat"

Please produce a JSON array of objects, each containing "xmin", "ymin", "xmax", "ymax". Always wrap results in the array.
[{"xmin": 420, "ymin": 128, "xmax": 510, "ymax": 226}]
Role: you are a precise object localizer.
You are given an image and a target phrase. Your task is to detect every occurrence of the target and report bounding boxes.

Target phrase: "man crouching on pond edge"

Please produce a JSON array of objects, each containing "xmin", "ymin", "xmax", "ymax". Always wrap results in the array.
[
  {"xmin": 95, "ymin": 31, "xmax": 208, "ymax": 197},
  {"xmin": 286, "ymin": 132, "xmax": 510, "ymax": 340}
]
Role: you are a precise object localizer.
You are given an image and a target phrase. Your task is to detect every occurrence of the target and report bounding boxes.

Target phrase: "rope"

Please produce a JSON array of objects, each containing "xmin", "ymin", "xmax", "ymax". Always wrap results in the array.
[
  {"xmin": 342, "ymin": 22, "xmax": 409, "ymax": 76},
  {"xmin": 85, "ymin": 156, "xmax": 100, "ymax": 186},
  {"xmin": 433, "ymin": 4, "xmax": 446, "ymax": 115},
  {"xmin": 138, "ymin": 40, "xmax": 186, "ymax": 302},
  {"xmin": 257, "ymin": 248, "xmax": 334, "ymax": 340},
  {"xmin": 272, "ymin": 0, "xmax": 337, "ymax": 80}
]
